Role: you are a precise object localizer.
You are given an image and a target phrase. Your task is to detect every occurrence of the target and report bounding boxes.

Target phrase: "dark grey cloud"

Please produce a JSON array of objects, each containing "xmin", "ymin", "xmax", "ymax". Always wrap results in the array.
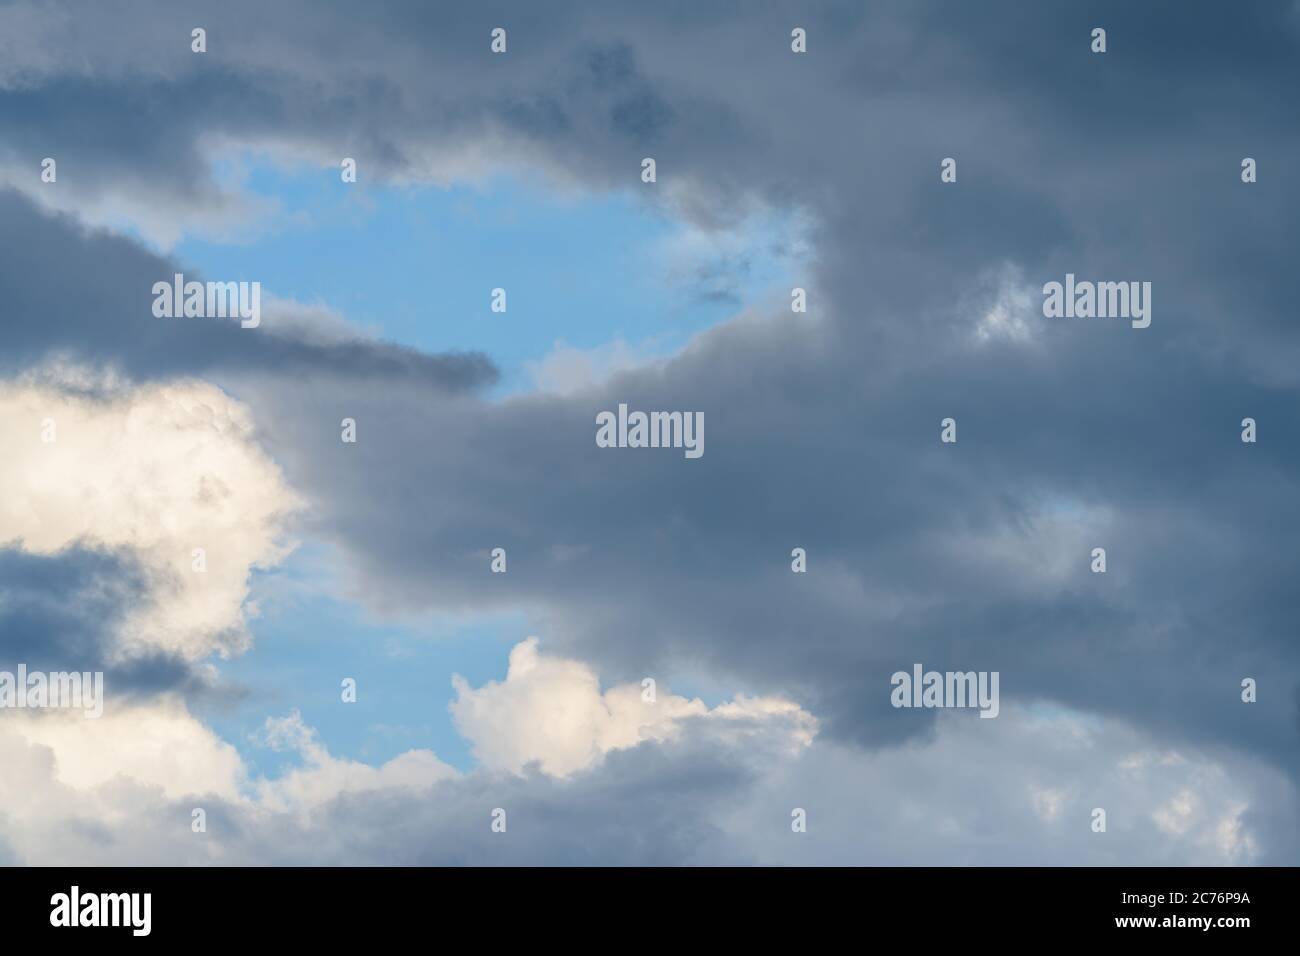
[
  {"xmin": 0, "ymin": 547, "xmax": 201, "ymax": 700},
  {"xmin": 0, "ymin": 191, "xmax": 496, "ymax": 390},
  {"xmin": 237, "ymin": 314, "xmax": 1300, "ymax": 771}
]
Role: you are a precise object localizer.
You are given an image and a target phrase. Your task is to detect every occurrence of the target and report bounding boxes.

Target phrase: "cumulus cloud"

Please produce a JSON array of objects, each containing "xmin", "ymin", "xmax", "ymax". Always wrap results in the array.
[
  {"xmin": 2, "ymin": 697, "xmax": 246, "ymax": 799},
  {"xmin": 0, "ymin": 691, "xmax": 1285, "ymax": 865},
  {"xmin": 0, "ymin": 636, "xmax": 812, "ymax": 863},
  {"xmin": 450, "ymin": 636, "xmax": 815, "ymax": 776},
  {"xmin": 250, "ymin": 710, "xmax": 458, "ymax": 815},
  {"xmin": 0, "ymin": 368, "xmax": 300, "ymax": 660}
]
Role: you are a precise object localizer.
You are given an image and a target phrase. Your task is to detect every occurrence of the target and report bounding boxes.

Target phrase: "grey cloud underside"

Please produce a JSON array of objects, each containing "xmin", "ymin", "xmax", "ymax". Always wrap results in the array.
[
  {"xmin": 248, "ymin": 743, "xmax": 758, "ymax": 867},
  {"xmin": 0, "ymin": 548, "xmax": 211, "ymax": 700},
  {"xmin": 0, "ymin": 192, "xmax": 497, "ymax": 390},
  {"xmin": 2, "ymin": 0, "xmax": 1299, "ymax": 860}
]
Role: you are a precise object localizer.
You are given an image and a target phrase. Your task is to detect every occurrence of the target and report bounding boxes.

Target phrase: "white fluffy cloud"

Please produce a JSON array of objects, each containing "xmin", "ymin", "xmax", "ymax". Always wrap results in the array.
[
  {"xmin": 449, "ymin": 636, "xmax": 817, "ymax": 777},
  {"xmin": 0, "ymin": 639, "xmax": 817, "ymax": 863},
  {"xmin": 1, "ymin": 698, "xmax": 245, "ymax": 800},
  {"xmin": 0, "ymin": 367, "xmax": 300, "ymax": 660}
]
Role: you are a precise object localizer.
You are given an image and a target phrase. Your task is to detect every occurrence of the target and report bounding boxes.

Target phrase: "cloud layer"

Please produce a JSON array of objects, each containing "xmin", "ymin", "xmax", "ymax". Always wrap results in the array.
[{"xmin": 1, "ymin": 0, "xmax": 1297, "ymax": 864}]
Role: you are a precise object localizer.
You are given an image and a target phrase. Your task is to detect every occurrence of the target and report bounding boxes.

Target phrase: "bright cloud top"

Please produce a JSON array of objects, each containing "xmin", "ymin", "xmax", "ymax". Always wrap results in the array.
[{"xmin": 450, "ymin": 636, "xmax": 817, "ymax": 777}]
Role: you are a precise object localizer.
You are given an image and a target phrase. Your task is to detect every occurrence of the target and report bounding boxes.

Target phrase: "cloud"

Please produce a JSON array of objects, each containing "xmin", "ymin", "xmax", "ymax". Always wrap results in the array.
[
  {"xmin": 0, "ymin": 691, "xmax": 1286, "ymax": 865},
  {"xmin": 450, "ymin": 636, "xmax": 815, "ymax": 776},
  {"xmin": 0, "ymin": 639, "xmax": 797, "ymax": 864},
  {"xmin": 0, "ymin": 190, "xmax": 499, "ymax": 391},
  {"xmin": 525, "ymin": 339, "xmax": 662, "ymax": 396},
  {"xmin": 250, "ymin": 710, "xmax": 458, "ymax": 815},
  {"xmin": 723, "ymin": 706, "xmax": 1289, "ymax": 866},
  {"xmin": 1, "ymin": 697, "xmax": 246, "ymax": 799},
  {"xmin": 0, "ymin": 367, "xmax": 300, "ymax": 660}
]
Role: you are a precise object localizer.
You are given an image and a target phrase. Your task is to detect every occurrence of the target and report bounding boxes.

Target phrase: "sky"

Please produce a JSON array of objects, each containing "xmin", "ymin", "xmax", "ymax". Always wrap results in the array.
[{"xmin": 0, "ymin": 0, "xmax": 1298, "ymax": 866}]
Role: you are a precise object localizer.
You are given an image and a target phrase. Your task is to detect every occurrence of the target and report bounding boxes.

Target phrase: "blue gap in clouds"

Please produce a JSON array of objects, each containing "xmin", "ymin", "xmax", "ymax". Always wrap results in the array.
[
  {"xmin": 197, "ymin": 547, "xmax": 736, "ymax": 779},
  {"xmin": 194, "ymin": 546, "xmax": 525, "ymax": 778},
  {"xmin": 176, "ymin": 158, "xmax": 796, "ymax": 394}
]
